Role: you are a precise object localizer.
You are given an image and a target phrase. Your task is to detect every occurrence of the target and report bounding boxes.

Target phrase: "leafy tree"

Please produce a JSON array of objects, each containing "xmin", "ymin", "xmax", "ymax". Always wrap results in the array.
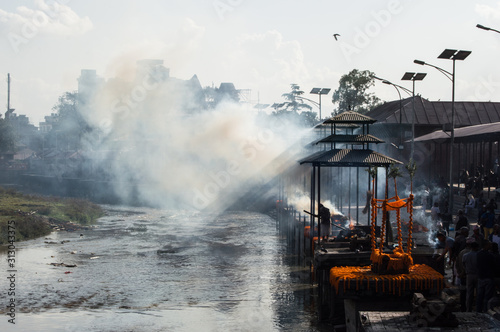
[
  {"xmin": 280, "ymin": 84, "xmax": 313, "ymax": 112},
  {"xmin": 0, "ymin": 118, "xmax": 16, "ymax": 154},
  {"xmin": 271, "ymin": 84, "xmax": 318, "ymax": 127},
  {"xmin": 331, "ymin": 69, "xmax": 382, "ymax": 115},
  {"xmin": 49, "ymin": 92, "xmax": 91, "ymax": 150}
]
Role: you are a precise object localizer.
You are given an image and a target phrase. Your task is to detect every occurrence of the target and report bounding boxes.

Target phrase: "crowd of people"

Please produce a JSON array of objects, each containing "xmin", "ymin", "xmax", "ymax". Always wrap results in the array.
[{"xmin": 435, "ymin": 194, "xmax": 500, "ymax": 313}]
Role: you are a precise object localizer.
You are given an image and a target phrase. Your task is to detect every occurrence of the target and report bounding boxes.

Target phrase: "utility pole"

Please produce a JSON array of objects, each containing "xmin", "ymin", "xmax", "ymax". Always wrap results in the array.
[
  {"xmin": 6, "ymin": 73, "xmax": 14, "ymax": 119},
  {"xmin": 7, "ymin": 73, "xmax": 10, "ymax": 117}
]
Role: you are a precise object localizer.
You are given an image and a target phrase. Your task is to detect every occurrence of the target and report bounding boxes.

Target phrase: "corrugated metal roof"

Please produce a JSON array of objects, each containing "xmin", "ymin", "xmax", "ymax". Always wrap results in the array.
[
  {"xmin": 313, "ymin": 134, "xmax": 384, "ymax": 145},
  {"xmin": 366, "ymin": 96, "xmax": 500, "ymax": 127},
  {"xmin": 323, "ymin": 111, "xmax": 377, "ymax": 124},
  {"xmin": 414, "ymin": 121, "xmax": 500, "ymax": 143},
  {"xmin": 299, "ymin": 149, "xmax": 402, "ymax": 167}
]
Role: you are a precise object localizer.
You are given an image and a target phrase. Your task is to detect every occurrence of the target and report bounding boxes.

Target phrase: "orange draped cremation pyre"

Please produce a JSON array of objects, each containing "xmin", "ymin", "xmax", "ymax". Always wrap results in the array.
[
  {"xmin": 370, "ymin": 194, "xmax": 414, "ymax": 274},
  {"xmin": 327, "ymin": 168, "xmax": 445, "ymax": 296},
  {"xmin": 329, "ymin": 264, "xmax": 444, "ymax": 295},
  {"xmin": 369, "ymin": 172, "xmax": 415, "ymax": 275}
]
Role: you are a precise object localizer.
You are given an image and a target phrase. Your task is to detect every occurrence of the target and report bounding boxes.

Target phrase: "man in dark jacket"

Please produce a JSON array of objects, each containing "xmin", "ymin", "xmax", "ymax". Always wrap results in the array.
[
  {"xmin": 455, "ymin": 210, "xmax": 469, "ymax": 230},
  {"xmin": 318, "ymin": 203, "xmax": 331, "ymax": 240},
  {"xmin": 480, "ymin": 207, "xmax": 496, "ymax": 240},
  {"xmin": 476, "ymin": 240, "xmax": 495, "ymax": 312}
]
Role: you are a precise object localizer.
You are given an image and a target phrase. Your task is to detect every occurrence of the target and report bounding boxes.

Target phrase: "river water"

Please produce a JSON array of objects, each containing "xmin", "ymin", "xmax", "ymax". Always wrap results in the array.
[{"xmin": 1, "ymin": 206, "xmax": 327, "ymax": 332}]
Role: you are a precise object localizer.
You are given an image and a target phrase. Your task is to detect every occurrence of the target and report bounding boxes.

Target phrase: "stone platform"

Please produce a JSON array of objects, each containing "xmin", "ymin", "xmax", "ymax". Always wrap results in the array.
[
  {"xmin": 330, "ymin": 264, "xmax": 444, "ymax": 296},
  {"xmin": 360, "ymin": 311, "xmax": 500, "ymax": 331}
]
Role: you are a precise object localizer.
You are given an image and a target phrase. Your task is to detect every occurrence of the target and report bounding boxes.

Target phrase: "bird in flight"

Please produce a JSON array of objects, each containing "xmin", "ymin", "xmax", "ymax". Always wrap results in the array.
[{"xmin": 333, "ymin": 34, "xmax": 340, "ymax": 41}]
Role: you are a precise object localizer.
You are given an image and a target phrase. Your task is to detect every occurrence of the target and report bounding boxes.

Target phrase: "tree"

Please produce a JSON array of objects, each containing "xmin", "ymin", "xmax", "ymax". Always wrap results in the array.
[
  {"xmin": 280, "ymin": 84, "xmax": 313, "ymax": 112},
  {"xmin": 50, "ymin": 92, "xmax": 91, "ymax": 150},
  {"xmin": 331, "ymin": 69, "xmax": 382, "ymax": 115},
  {"xmin": 271, "ymin": 84, "xmax": 318, "ymax": 127}
]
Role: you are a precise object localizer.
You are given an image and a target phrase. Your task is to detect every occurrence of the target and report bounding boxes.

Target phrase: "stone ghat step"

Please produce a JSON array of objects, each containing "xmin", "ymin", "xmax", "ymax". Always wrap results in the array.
[{"xmin": 360, "ymin": 311, "xmax": 500, "ymax": 331}]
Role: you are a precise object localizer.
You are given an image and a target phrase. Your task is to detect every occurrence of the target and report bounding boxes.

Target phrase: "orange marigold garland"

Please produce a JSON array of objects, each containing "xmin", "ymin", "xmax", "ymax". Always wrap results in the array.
[
  {"xmin": 329, "ymin": 265, "xmax": 443, "ymax": 295},
  {"xmin": 406, "ymin": 159, "xmax": 417, "ymax": 256},
  {"xmin": 368, "ymin": 167, "xmax": 378, "ymax": 252},
  {"xmin": 368, "ymin": 162, "xmax": 417, "ymax": 275},
  {"xmin": 407, "ymin": 194, "xmax": 414, "ymax": 256}
]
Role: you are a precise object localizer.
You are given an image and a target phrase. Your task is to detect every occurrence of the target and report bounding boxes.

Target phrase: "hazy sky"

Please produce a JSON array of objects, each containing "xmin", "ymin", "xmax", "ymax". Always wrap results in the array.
[{"xmin": 1, "ymin": 0, "xmax": 500, "ymax": 124}]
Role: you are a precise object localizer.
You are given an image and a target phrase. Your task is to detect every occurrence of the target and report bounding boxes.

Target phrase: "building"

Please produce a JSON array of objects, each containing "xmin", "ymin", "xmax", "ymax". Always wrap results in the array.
[
  {"xmin": 365, "ymin": 96, "xmax": 500, "ymax": 191},
  {"xmin": 77, "ymin": 69, "xmax": 104, "ymax": 104},
  {"xmin": 39, "ymin": 113, "xmax": 58, "ymax": 134}
]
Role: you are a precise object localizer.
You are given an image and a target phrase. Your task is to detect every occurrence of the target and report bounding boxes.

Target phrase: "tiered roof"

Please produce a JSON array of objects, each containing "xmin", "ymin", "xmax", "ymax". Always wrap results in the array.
[{"xmin": 300, "ymin": 111, "xmax": 401, "ymax": 167}]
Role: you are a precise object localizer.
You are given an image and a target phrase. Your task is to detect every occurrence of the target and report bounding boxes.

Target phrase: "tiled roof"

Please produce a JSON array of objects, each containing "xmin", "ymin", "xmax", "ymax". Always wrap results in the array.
[
  {"xmin": 323, "ymin": 111, "xmax": 377, "ymax": 124},
  {"xmin": 299, "ymin": 149, "xmax": 402, "ymax": 167},
  {"xmin": 313, "ymin": 134, "xmax": 384, "ymax": 145}
]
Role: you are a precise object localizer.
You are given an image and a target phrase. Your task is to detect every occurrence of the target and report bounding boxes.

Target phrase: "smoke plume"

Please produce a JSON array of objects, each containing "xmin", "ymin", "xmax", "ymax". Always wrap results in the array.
[{"xmin": 79, "ymin": 63, "xmax": 308, "ymax": 211}]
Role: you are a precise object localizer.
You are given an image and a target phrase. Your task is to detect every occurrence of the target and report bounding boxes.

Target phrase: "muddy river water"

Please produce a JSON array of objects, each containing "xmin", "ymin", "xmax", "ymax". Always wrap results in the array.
[{"xmin": 1, "ymin": 206, "xmax": 327, "ymax": 331}]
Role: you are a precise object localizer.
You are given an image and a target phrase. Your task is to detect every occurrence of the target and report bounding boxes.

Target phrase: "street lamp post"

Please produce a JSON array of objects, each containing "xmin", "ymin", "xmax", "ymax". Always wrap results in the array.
[
  {"xmin": 310, "ymin": 88, "xmax": 331, "ymax": 120},
  {"xmin": 414, "ymin": 49, "xmax": 471, "ymax": 217},
  {"xmin": 477, "ymin": 24, "xmax": 500, "ymax": 34},
  {"xmin": 374, "ymin": 76, "xmax": 412, "ymax": 148},
  {"xmin": 401, "ymin": 72, "xmax": 427, "ymax": 161}
]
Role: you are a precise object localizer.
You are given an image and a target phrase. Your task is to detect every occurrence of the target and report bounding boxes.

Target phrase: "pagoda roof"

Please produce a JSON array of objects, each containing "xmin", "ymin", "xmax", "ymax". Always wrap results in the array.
[
  {"xmin": 299, "ymin": 149, "xmax": 402, "ymax": 167},
  {"xmin": 323, "ymin": 111, "xmax": 377, "ymax": 124},
  {"xmin": 314, "ymin": 122, "xmax": 361, "ymax": 129},
  {"xmin": 312, "ymin": 134, "xmax": 384, "ymax": 145}
]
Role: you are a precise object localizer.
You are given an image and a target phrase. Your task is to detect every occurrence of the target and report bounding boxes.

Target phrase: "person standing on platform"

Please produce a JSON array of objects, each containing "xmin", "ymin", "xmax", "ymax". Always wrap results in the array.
[
  {"xmin": 489, "ymin": 224, "xmax": 500, "ymax": 248},
  {"xmin": 431, "ymin": 202, "xmax": 440, "ymax": 222},
  {"xmin": 462, "ymin": 239, "xmax": 479, "ymax": 312},
  {"xmin": 476, "ymin": 240, "xmax": 495, "ymax": 313},
  {"xmin": 451, "ymin": 227, "xmax": 469, "ymax": 285},
  {"xmin": 477, "ymin": 194, "xmax": 486, "ymax": 224},
  {"xmin": 318, "ymin": 203, "xmax": 331, "ymax": 241},
  {"xmin": 486, "ymin": 198, "xmax": 498, "ymax": 212},
  {"xmin": 455, "ymin": 210, "xmax": 469, "ymax": 231},
  {"xmin": 457, "ymin": 237, "xmax": 475, "ymax": 312},
  {"xmin": 464, "ymin": 194, "xmax": 475, "ymax": 215},
  {"xmin": 480, "ymin": 207, "xmax": 496, "ymax": 240},
  {"xmin": 421, "ymin": 186, "xmax": 430, "ymax": 211},
  {"xmin": 472, "ymin": 225, "xmax": 484, "ymax": 248}
]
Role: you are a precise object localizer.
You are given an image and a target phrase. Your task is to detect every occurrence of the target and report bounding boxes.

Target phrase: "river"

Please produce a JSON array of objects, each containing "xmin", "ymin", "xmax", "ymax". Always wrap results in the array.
[{"xmin": 1, "ymin": 206, "xmax": 328, "ymax": 331}]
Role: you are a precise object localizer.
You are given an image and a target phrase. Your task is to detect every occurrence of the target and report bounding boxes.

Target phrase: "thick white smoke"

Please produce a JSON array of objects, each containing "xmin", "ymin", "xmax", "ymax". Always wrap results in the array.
[
  {"xmin": 79, "ymin": 63, "xmax": 309, "ymax": 211},
  {"xmin": 287, "ymin": 192, "xmax": 343, "ymax": 217}
]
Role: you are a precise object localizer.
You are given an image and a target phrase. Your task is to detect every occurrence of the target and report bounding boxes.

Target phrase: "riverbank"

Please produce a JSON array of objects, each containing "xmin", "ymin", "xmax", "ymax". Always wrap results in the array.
[{"xmin": 0, "ymin": 186, "xmax": 105, "ymax": 245}]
